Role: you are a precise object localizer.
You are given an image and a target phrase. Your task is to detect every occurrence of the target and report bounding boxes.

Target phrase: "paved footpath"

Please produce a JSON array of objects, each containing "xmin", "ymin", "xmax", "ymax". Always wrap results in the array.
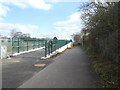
[{"xmin": 19, "ymin": 47, "xmax": 101, "ymax": 88}]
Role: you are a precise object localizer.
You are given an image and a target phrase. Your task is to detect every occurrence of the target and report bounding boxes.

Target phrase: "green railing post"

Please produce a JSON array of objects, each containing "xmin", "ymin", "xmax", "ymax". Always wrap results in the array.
[
  {"xmin": 27, "ymin": 40, "xmax": 28, "ymax": 51},
  {"xmin": 38, "ymin": 40, "xmax": 39, "ymax": 48},
  {"xmin": 48, "ymin": 41, "xmax": 50, "ymax": 55},
  {"xmin": 45, "ymin": 41, "xmax": 47, "ymax": 57},
  {"xmin": 50, "ymin": 41, "xmax": 53, "ymax": 53},
  {"xmin": 18, "ymin": 38, "xmax": 20, "ymax": 53},
  {"xmin": 55, "ymin": 40, "xmax": 57, "ymax": 51},
  {"xmin": 12, "ymin": 38, "xmax": 13, "ymax": 54},
  {"xmin": 33, "ymin": 41, "xmax": 34, "ymax": 49}
]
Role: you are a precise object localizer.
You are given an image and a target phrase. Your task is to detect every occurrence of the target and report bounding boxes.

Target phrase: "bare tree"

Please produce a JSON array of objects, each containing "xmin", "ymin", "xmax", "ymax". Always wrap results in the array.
[
  {"xmin": 10, "ymin": 29, "xmax": 31, "ymax": 38},
  {"xmin": 10, "ymin": 29, "xmax": 17, "ymax": 38},
  {"xmin": 0, "ymin": 33, "xmax": 1, "ymax": 38}
]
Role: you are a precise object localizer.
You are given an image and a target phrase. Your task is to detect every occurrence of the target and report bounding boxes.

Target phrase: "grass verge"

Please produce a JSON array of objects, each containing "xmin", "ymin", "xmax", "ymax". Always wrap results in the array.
[{"xmin": 82, "ymin": 46, "xmax": 119, "ymax": 88}]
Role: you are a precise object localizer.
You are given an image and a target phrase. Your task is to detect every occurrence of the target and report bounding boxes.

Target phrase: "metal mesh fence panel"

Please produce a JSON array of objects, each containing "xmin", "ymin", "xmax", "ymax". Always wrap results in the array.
[
  {"xmin": 45, "ymin": 39, "xmax": 71, "ymax": 57},
  {"xmin": 0, "ymin": 38, "xmax": 46, "ymax": 59}
]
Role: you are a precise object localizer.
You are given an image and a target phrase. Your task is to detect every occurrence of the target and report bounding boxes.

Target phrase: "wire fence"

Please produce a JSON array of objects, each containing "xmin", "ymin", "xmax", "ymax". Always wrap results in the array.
[
  {"xmin": 0, "ymin": 38, "xmax": 72, "ymax": 59},
  {"xmin": 0, "ymin": 38, "xmax": 46, "ymax": 59},
  {"xmin": 12, "ymin": 38, "xmax": 45, "ymax": 53},
  {"xmin": 45, "ymin": 40, "xmax": 72, "ymax": 57}
]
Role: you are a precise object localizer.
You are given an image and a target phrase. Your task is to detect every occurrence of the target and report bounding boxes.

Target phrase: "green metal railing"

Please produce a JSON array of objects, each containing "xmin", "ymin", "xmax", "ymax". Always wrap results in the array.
[
  {"xmin": 45, "ymin": 39, "xmax": 72, "ymax": 57},
  {"xmin": 11, "ymin": 38, "xmax": 45, "ymax": 54},
  {"xmin": 0, "ymin": 37, "xmax": 72, "ymax": 59},
  {"xmin": 0, "ymin": 38, "xmax": 46, "ymax": 59}
]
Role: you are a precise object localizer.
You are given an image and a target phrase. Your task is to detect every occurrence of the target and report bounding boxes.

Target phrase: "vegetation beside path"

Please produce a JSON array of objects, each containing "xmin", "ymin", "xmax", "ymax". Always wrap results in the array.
[
  {"xmin": 73, "ymin": 2, "xmax": 120, "ymax": 88},
  {"xmin": 82, "ymin": 46, "xmax": 119, "ymax": 88}
]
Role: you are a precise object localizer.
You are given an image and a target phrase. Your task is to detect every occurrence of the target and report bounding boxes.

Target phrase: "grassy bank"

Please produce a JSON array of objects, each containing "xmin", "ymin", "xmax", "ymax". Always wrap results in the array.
[{"xmin": 82, "ymin": 46, "xmax": 119, "ymax": 88}]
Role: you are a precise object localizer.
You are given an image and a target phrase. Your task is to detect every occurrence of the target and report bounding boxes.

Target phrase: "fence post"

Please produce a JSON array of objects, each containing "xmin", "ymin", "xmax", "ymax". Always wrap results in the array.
[
  {"xmin": 18, "ymin": 38, "xmax": 20, "ymax": 53},
  {"xmin": 33, "ymin": 41, "xmax": 34, "ymax": 49},
  {"xmin": 27, "ymin": 40, "xmax": 28, "ymax": 51},
  {"xmin": 45, "ymin": 41, "xmax": 47, "ymax": 57},
  {"xmin": 48, "ymin": 41, "xmax": 50, "ymax": 55},
  {"xmin": 55, "ymin": 41, "xmax": 57, "ymax": 51},
  {"xmin": 50, "ymin": 41, "xmax": 53, "ymax": 53},
  {"xmin": 38, "ymin": 40, "xmax": 39, "ymax": 48},
  {"xmin": 12, "ymin": 38, "xmax": 13, "ymax": 54}
]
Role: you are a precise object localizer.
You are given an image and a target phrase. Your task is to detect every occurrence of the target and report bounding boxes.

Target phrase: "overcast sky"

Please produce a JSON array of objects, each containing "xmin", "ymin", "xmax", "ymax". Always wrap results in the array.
[{"xmin": 0, "ymin": 0, "xmax": 90, "ymax": 39}]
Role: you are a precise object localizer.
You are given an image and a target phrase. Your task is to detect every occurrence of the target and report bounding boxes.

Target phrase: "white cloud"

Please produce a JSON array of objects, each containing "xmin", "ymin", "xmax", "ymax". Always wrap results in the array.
[
  {"xmin": 45, "ymin": 0, "xmax": 90, "ymax": 3},
  {"xmin": 0, "ymin": 1, "xmax": 83, "ymax": 39},
  {"xmin": 0, "ymin": 0, "xmax": 52, "ymax": 21},
  {"xmin": 0, "ymin": 23, "xmax": 42, "ymax": 38},
  {"xmin": 0, "ymin": 0, "xmax": 52, "ymax": 35},
  {"xmin": 26, "ymin": 0, "xmax": 52, "ymax": 10},
  {"xmin": 0, "ymin": 12, "xmax": 83, "ymax": 39},
  {"xmin": 0, "ymin": 3, "xmax": 10, "ymax": 21},
  {"xmin": 0, "ymin": 0, "xmax": 52, "ymax": 10},
  {"xmin": 47, "ymin": 0, "xmax": 120, "ymax": 2},
  {"xmin": 51, "ymin": 12, "xmax": 83, "ymax": 39},
  {"xmin": 0, "ymin": 0, "xmax": 52, "ymax": 20},
  {"xmin": 32, "ymin": 12, "xmax": 83, "ymax": 40}
]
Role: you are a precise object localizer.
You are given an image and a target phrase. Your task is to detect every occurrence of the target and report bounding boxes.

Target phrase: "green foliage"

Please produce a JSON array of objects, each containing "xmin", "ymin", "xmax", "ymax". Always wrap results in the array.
[
  {"xmin": 73, "ymin": 33, "xmax": 81, "ymax": 45},
  {"xmin": 81, "ymin": 2, "xmax": 119, "ymax": 63},
  {"xmin": 80, "ymin": 2, "xmax": 119, "ymax": 88}
]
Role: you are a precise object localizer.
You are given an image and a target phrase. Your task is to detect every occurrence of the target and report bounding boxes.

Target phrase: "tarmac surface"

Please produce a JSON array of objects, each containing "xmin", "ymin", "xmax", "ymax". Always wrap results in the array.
[
  {"xmin": 19, "ymin": 47, "xmax": 101, "ymax": 88},
  {"xmin": 2, "ymin": 48, "xmax": 53, "ymax": 88}
]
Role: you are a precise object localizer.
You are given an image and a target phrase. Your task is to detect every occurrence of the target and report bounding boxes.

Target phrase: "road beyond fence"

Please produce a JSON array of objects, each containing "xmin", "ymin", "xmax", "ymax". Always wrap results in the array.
[{"xmin": 2, "ymin": 48, "xmax": 47, "ymax": 88}]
